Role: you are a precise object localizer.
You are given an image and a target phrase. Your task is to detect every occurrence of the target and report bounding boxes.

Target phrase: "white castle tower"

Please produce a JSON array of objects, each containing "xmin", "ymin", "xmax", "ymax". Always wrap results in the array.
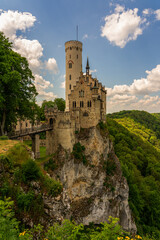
[{"xmin": 65, "ymin": 40, "xmax": 82, "ymax": 111}]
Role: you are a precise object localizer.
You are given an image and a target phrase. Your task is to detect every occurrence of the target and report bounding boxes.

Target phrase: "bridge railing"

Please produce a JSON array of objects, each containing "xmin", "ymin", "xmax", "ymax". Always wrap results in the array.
[{"xmin": 8, "ymin": 124, "xmax": 53, "ymax": 138}]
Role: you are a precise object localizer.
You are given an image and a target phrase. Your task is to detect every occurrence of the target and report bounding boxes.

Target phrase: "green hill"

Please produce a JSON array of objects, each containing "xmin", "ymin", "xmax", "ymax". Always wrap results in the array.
[{"xmin": 107, "ymin": 110, "xmax": 160, "ymax": 237}]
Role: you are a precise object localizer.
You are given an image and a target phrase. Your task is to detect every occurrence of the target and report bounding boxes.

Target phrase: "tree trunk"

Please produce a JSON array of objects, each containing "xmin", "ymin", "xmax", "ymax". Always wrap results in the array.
[{"xmin": 0, "ymin": 111, "xmax": 6, "ymax": 136}]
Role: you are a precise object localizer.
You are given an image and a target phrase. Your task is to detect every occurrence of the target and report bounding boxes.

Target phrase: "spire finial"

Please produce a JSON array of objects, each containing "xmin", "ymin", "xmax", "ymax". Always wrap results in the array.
[{"xmin": 86, "ymin": 56, "xmax": 90, "ymax": 75}]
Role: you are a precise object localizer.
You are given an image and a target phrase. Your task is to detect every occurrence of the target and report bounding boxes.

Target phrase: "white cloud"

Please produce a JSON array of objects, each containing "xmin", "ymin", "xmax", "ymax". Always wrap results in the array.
[
  {"xmin": 101, "ymin": 5, "xmax": 146, "ymax": 48},
  {"xmin": 143, "ymin": 9, "xmax": 150, "ymax": 15},
  {"xmin": 60, "ymin": 81, "xmax": 65, "ymax": 89},
  {"xmin": 45, "ymin": 58, "xmax": 58, "ymax": 74},
  {"xmin": 107, "ymin": 65, "xmax": 160, "ymax": 113},
  {"xmin": 34, "ymin": 74, "xmax": 56, "ymax": 101},
  {"xmin": 107, "ymin": 65, "xmax": 160, "ymax": 97},
  {"xmin": 13, "ymin": 38, "xmax": 43, "ymax": 72},
  {"xmin": 115, "ymin": 4, "xmax": 125, "ymax": 13},
  {"xmin": 90, "ymin": 69, "xmax": 97, "ymax": 73},
  {"xmin": 0, "ymin": 9, "xmax": 59, "ymax": 102},
  {"xmin": 0, "ymin": 10, "xmax": 36, "ymax": 40},
  {"xmin": 155, "ymin": 9, "xmax": 160, "ymax": 21},
  {"xmin": 83, "ymin": 34, "xmax": 88, "ymax": 40}
]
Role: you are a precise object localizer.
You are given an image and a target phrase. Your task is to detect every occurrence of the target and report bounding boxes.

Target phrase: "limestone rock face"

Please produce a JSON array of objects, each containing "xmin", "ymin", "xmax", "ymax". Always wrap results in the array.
[{"xmin": 44, "ymin": 126, "xmax": 137, "ymax": 233}]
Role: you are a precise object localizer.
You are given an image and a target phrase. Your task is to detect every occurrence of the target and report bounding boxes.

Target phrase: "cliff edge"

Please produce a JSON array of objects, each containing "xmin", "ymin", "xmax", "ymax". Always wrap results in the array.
[{"xmin": 42, "ymin": 125, "xmax": 137, "ymax": 233}]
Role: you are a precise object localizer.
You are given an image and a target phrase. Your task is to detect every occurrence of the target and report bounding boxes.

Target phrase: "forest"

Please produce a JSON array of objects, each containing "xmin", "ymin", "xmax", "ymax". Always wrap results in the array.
[{"xmin": 107, "ymin": 110, "xmax": 160, "ymax": 237}]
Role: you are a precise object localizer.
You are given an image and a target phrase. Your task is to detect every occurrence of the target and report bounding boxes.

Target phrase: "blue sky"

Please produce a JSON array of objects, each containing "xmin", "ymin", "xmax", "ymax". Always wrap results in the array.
[{"xmin": 0, "ymin": 0, "xmax": 160, "ymax": 112}]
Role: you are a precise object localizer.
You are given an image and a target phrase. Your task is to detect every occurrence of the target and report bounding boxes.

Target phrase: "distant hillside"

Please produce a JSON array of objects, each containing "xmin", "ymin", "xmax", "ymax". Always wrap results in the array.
[
  {"xmin": 107, "ymin": 110, "xmax": 160, "ymax": 237},
  {"xmin": 108, "ymin": 110, "xmax": 160, "ymax": 150}
]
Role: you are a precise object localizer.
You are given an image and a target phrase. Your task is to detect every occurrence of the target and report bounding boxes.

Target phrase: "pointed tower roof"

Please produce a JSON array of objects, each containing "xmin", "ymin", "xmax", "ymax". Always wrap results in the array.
[{"xmin": 86, "ymin": 57, "xmax": 90, "ymax": 70}]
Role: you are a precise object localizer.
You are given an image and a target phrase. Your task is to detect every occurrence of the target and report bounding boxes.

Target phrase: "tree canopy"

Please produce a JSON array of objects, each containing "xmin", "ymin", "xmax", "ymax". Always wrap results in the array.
[
  {"xmin": 0, "ymin": 32, "xmax": 38, "ymax": 135},
  {"xmin": 40, "ymin": 98, "xmax": 65, "ymax": 120}
]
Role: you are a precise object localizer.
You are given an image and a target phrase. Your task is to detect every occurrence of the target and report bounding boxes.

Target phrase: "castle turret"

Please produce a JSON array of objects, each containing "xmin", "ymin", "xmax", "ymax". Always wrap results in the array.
[{"xmin": 65, "ymin": 40, "xmax": 82, "ymax": 111}]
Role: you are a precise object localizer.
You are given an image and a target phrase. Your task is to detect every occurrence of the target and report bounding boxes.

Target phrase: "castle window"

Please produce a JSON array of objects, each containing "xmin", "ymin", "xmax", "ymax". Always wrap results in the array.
[
  {"xmin": 69, "ymin": 84, "xmax": 71, "ymax": 90},
  {"xmin": 80, "ymin": 101, "xmax": 84, "ymax": 108},
  {"xmin": 76, "ymin": 47, "xmax": 78, "ymax": 50},
  {"xmin": 26, "ymin": 123, "xmax": 28, "ymax": 127},
  {"xmin": 77, "ymin": 54, "xmax": 78, "ymax": 59},
  {"xmin": 69, "ymin": 63, "xmax": 72, "ymax": 68},
  {"xmin": 79, "ymin": 90, "xmax": 84, "ymax": 97},
  {"xmin": 72, "ymin": 101, "xmax": 76, "ymax": 108},
  {"xmin": 69, "ymin": 74, "xmax": 71, "ymax": 80},
  {"xmin": 87, "ymin": 101, "xmax": 92, "ymax": 107},
  {"xmin": 70, "ymin": 47, "xmax": 72, "ymax": 50}
]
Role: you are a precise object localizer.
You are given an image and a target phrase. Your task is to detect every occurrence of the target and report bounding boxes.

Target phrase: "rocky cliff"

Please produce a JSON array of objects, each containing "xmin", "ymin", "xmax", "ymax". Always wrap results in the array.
[{"xmin": 39, "ymin": 126, "xmax": 136, "ymax": 233}]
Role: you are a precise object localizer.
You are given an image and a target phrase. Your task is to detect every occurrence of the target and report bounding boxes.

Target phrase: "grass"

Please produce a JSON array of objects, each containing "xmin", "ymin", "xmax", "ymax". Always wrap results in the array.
[
  {"xmin": 0, "ymin": 140, "xmax": 19, "ymax": 155},
  {"xmin": 24, "ymin": 140, "xmax": 46, "ymax": 159}
]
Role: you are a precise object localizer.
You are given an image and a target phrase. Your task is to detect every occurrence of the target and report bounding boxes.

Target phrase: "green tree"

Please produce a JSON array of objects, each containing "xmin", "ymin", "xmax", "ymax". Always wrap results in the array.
[
  {"xmin": 0, "ymin": 32, "xmax": 37, "ymax": 136},
  {"xmin": 40, "ymin": 98, "xmax": 65, "ymax": 120}
]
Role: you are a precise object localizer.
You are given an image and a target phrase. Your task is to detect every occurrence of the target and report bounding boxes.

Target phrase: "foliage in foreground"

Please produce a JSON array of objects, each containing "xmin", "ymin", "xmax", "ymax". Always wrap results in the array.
[
  {"xmin": 0, "ymin": 198, "xmax": 154, "ymax": 240},
  {"xmin": 0, "ymin": 143, "xmax": 63, "ymax": 225}
]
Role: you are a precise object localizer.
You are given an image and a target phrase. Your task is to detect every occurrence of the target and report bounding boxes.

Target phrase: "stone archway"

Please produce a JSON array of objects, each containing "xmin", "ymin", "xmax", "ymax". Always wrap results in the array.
[{"xmin": 49, "ymin": 118, "xmax": 54, "ymax": 126}]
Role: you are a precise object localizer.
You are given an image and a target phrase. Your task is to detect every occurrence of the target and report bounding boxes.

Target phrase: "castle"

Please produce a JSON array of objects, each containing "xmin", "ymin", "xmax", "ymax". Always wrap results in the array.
[
  {"xmin": 45, "ymin": 40, "xmax": 107, "ymax": 154},
  {"xmin": 15, "ymin": 40, "xmax": 107, "ymax": 156}
]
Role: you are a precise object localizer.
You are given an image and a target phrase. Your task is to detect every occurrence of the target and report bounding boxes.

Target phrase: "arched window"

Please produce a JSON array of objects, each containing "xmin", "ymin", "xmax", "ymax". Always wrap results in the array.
[
  {"xmin": 80, "ymin": 101, "xmax": 84, "ymax": 108},
  {"xmin": 72, "ymin": 101, "xmax": 76, "ymax": 108},
  {"xmin": 87, "ymin": 101, "xmax": 92, "ymax": 107},
  {"xmin": 77, "ymin": 54, "xmax": 78, "ymax": 59},
  {"xmin": 69, "ymin": 74, "xmax": 71, "ymax": 80},
  {"xmin": 76, "ymin": 47, "xmax": 78, "ymax": 50},
  {"xmin": 69, "ymin": 63, "xmax": 72, "ymax": 68},
  {"xmin": 69, "ymin": 84, "xmax": 71, "ymax": 90},
  {"xmin": 70, "ymin": 47, "xmax": 72, "ymax": 50}
]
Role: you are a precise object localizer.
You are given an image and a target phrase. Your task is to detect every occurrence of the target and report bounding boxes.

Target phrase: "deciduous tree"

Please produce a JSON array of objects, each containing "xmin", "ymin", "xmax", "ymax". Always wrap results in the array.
[{"xmin": 0, "ymin": 32, "xmax": 38, "ymax": 135}]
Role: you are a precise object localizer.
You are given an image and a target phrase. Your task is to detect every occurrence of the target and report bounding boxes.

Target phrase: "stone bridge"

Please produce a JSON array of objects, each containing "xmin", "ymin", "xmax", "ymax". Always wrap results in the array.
[{"xmin": 9, "ymin": 124, "xmax": 53, "ymax": 159}]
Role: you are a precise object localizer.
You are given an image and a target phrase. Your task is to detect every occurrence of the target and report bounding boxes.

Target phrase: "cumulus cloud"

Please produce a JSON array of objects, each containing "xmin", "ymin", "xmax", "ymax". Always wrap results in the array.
[
  {"xmin": 34, "ymin": 74, "xmax": 56, "ymax": 101},
  {"xmin": 0, "ymin": 9, "xmax": 59, "ymax": 102},
  {"xmin": 60, "ymin": 81, "xmax": 65, "ymax": 89},
  {"xmin": 155, "ymin": 9, "xmax": 160, "ymax": 20},
  {"xmin": 0, "ymin": 10, "xmax": 36, "ymax": 40},
  {"xmin": 13, "ymin": 38, "xmax": 43, "ymax": 72},
  {"xmin": 107, "ymin": 65, "xmax": 160, "ymax": 113},
  {"xmin": 45, "ymin": 58, "xmax": 58, "ymax": 74},
  {"xmin": 101, "ymin": 5, "xmax": 145, "ymax": 48},
  {"xmin": 107, "ymin": 65, "xmax": 160, "ymax": 97}
]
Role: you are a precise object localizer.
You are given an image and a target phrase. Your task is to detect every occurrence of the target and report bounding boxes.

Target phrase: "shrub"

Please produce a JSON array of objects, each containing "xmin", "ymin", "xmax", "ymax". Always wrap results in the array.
[
  {"xmin": 44, "ymin": 158, "xmax": 57, "ymax": 171},
  {"xmin": 21, "ymin": 159, "xmax": 41, "ymax": 182},
  {"xmin": 17, "ymin": 191, "xmax": 34, "ymax": 211},
  {"xmin": 0, "ymin": 181, "xmax": 11, "ymax": 198},
  {"xmin": 7, "ymin": 143, "xmax": 30, "ymax": 165},
  {"xmin": 0, "ymin": 155, "xmax": 13, "ymax": 171},
  {"xmin": 0, "ymin": 198, "xmax": 19, "ymax": 239},
  {"xmin": 43, "ymin": 175, "xmax": 63, "ymax": 197},
  {"xmin": 0, "ymin": 135, "xmax": 9, "ymax": 140},
  {"xmin": 98, "ymin": 121, "xmax": 107, "ymax": 130},
  {"xmin": 72, "ymin": 142, "xmax": 87, "ymax": 165}
]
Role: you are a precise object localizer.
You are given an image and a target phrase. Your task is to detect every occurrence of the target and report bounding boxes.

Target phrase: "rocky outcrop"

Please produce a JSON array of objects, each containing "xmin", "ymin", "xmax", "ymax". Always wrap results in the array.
[{"xmin": 41, "ymin": 126, "xmax": 137, "ymax": 233}]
